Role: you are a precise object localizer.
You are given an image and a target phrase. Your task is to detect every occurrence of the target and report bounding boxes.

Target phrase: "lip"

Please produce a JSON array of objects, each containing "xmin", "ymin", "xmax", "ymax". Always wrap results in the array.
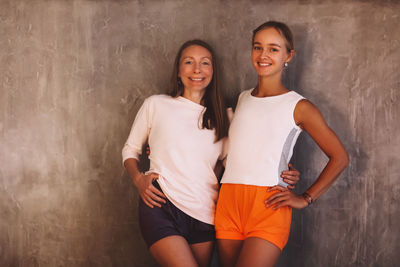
[
  {"xmin": 189, "ymin": 77, "xmax": 205, "ymax": 81},
  {"xmin": 257, "ymin": 62, "xmax": 272, "ymax": 67}
]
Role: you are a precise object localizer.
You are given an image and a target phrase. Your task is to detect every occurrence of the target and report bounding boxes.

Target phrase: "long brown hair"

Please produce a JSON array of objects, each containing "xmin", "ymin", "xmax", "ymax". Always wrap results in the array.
[{"xmin": 168, "ymin": 39, "xmax": 228, "ymax": 141}]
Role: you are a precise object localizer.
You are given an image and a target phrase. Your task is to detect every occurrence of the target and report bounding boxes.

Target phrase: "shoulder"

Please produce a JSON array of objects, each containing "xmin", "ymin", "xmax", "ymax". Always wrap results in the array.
[
  {"xmin": 294, "ymin": 99, "xmax": 324, "ymax": 127},
  {"xmin": 144, "ymin": 94, "xmax": 174, "ymax": 105},
  {"xmin": 139, "ymin": 95, "xmax": 172, "ymax": 115},
  {"xmin": 286, "ymin": 90, "xmax": 306, "ymax": 102},
  {"xmin": 240, "ymin": 88, "xmax": 253, "ymax": 97},
  {"xmin": 146, "ymin": 94, "xmax": 170, "ymax": 102},
  {"xmin": 237, "ymin": 88, "xmax": 253, "ymax": 102},
  {"xmin": 295, "ymin": 98, "xmax": 317, "ymax": 112}
]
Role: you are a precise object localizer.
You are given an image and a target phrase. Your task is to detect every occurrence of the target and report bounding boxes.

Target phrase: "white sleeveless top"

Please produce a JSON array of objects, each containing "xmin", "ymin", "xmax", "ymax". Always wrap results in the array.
[{"xmin": 221, "ymin": 88, "xmax": 305, "ymax": 187}]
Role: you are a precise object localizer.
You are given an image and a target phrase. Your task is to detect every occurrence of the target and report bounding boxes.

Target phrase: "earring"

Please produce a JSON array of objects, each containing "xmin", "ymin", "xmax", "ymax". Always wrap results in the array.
[{"xmin": 284, "ymin": 62, "xmax": 288, "ymax": 67}]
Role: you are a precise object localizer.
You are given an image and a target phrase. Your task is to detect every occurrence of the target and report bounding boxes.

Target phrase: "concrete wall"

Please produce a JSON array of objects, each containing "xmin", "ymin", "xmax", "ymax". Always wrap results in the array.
[{"xmin": 1, "ymin": 0, "xmax": 399, "ymax": 266}]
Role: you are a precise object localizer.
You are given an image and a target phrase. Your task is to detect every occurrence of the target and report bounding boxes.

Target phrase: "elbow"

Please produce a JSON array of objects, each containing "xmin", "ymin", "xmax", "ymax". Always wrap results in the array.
[
  {"xmin": 337, "ymin": 150, "xmax": 350, "ymax": 170},
  {"xmin": 343, "ymin": 151, "xmax": 350, "ymax": 167},
  {"xmin": 329, "ymin": 149, "xmax": 349, "ymax": 170}
]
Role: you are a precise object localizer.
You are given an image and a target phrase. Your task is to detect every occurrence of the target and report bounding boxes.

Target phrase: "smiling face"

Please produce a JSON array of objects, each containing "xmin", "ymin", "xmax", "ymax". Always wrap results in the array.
[
  {"xmin": 251, "ymin": 27, "xmax": 294, "ymax": 78},
  {"xmin": 178, "ymin": 45, "xmax": 213, "ymax": 95}
]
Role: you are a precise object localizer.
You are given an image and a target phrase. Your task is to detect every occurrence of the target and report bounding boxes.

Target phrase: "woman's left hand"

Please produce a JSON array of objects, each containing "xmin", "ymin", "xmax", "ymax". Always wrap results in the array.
[{"xmin": 265, "ymin": 186, "xmax": 309, "ymax": 210}]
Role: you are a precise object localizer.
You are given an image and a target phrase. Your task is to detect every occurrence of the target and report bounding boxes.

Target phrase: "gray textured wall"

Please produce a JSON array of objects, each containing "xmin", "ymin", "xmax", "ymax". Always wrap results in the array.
[{"xmin": 1, "ymin": 0, "xmax": 399, "ymax": 266}]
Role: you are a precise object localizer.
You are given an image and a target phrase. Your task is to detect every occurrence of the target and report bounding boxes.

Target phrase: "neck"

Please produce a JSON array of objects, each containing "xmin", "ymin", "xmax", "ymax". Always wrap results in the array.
[
  {"xmin": 253, "ymin": 74, "xmax": 288, "ymax": 97},
  {"xmin": 182, "ymin": 89, "xmax": 205, "ymax": 105}
]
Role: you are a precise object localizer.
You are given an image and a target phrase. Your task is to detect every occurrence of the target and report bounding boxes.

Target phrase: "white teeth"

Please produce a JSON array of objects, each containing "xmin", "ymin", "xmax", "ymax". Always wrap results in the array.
[
  {"xmin": 190, "ymin": 78, "xmax": 203, "ymax": 81},
  {"xmin": 259, "ymin": 63, "xmax": 271, "ymax": 66}
]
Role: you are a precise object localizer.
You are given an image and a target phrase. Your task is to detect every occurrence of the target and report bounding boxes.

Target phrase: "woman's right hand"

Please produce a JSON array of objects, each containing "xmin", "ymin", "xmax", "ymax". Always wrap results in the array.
[{"xmin": 134, "ymin": 172, "xmax": 167, "ymax": 208}]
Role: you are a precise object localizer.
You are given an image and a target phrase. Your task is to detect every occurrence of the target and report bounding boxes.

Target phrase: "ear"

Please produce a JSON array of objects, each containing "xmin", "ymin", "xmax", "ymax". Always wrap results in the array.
[{"xmin": 286, "ymin": 49, "xmax": 295, "ymax": 63}]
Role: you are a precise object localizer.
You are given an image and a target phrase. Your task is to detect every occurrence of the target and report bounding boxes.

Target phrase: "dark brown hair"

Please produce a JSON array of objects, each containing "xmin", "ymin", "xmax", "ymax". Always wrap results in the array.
[
  {"xmin": 252, "ymin": 21, "xmax": 294, "ymax": 52},
  {"xmin": 168, "ymin": 39, "xmax": 228, "ymax": 141}
]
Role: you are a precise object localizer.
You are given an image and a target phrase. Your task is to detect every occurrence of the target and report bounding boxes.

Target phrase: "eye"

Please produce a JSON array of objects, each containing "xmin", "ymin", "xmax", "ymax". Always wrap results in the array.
[
  {"xmin": 202, "ymin": 61, "xmax": 211, "ymax": 66},
  {"xmin": 253, "ymin": 46, "xmax": 262, "ymax": 51},
  {"xmin": 270, "ymin": 48, "xmax": 279, "ymax": 52},
  {"xmin": 184, "ymin": 60, "xmax": 193, "ymax": 65}
]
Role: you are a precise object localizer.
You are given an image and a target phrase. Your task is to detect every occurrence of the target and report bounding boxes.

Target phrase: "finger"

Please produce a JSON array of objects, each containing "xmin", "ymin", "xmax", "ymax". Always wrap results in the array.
[
  {"xmin": 268, "ymin": 195, "xmax": 289, "ymax": 207},
  {"xmin": 287, "ymin": 184, "xmax": 295, "ymax": 190},
  {"xmin": 142, "ymin": 197, "xmax": 154, "ymax": 208},
  {"xmin": 147, "ymin": 173, "xmax": 159, "ymax": 180},
  {"xmin": 152, "ymin": 174, "xmax": 161, "ymax": 182},
  {"xmin": 145, "ymin": 187, "xmax": 166, "ymax": 203},
  {"xmin": 267, "ymin": 186, "xmax": 280, "ymax": 192},
  {"xmin": 282, "ymin": 170, "xmax": 300, "ymax": 176},
  {"xmin": 150, "ymin": 185, "xmax": 167, "ymax": 199},
  {"xmin": 276, "ymin": 185, "xmax": 289, "ymax": 191},
  {"xmin": 272, "ymin": 200, "xmax": 289, "ymax": 210},
  {"xmin": 266, "ymin": 192, "xmax": 290, "ymax": 206},
  {"xmin": 282, "ymin": 174, "xmax": 299, "ymax": 185},
  {"xmin": 148, "ymin": 190, "xmax": 167, "ymax": 204},
  {"xmin": 283, "ymin": 178, "xmax": 298, "ymax": 185},
  {"xmin": 149, "ymin": 200, "xmax": 162, "ymax": 208},
  {"xmin": 288, "ymin": 163, "xmax": 298, "ymax": 171},
  {"xmin": 146, "ymin": 195, "xmax": 162, "ymax": 208},
  {"xmin": 281, "ymin": 171, "xmax": 300, "ymax": 178},
  {"xmin": 287, "ymin": 164, "xmax": 300, "ymax": 176},
  {"xmin": 265, "ymin": 191, "xmax": 284, "ymax": 203},
  {"xmin": 267, "ymin": 185, "xmax": 288, "ymax": 192}
]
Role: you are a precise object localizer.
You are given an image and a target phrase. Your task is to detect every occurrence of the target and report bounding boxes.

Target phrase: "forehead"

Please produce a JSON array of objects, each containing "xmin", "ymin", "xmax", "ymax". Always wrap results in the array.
[
  {"xmin": 181, "ymin": 45, "xmax": 212, "ymax": 59},
  {"xmin": 253, "ymin": 28, "xmax": 286, "ymax": 45}
]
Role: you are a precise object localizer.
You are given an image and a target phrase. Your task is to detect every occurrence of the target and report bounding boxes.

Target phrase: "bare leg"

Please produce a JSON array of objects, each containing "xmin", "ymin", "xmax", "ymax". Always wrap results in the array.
[
  {"xmin": 236, "ymin": 237, "xmax": 281, "ymax": 267},
  {"xmin": 149, "ymin": 235, "xmax": 198, "ymax": 267},
  {"xmin": 217, "ymin": 239, "xmax": 244, "ymax": 267},
  {"xmin": 190, "ymin": 241, "xmax": 214, "ymax": 267}
]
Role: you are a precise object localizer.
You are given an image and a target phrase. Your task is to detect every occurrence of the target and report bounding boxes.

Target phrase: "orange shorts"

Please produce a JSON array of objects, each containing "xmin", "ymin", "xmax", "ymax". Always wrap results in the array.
[{"xmin": 215, "ymin": 183, "xmax": 292, "ymax": 250}]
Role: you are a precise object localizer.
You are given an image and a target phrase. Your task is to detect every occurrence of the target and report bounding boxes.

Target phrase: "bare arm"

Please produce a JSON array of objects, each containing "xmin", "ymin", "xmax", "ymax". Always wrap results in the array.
[
  {"xmin": 266, "ymin": 100, "xmax": 349, "ymax": 209},
  {"xmin": 124, "ymin": 158, "xmax": 166, "ymax": 208}
]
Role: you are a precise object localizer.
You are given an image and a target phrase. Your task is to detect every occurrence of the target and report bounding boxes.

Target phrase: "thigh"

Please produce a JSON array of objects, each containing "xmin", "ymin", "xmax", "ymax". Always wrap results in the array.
[
  {"xmin": 190, "ymin": 241, "xmax": 214, "ymax": 267},
  {"xmin": 236, "ymin": 237, "xmax": 281, "ymax": 267},
  {"xmin": 138, "ymin": 197, "xmax": 179, "ymax": 248},
  {"xmin": 150, "ymin": 235, "xmax": 198, "ymax": 267},
  {"xmin": 217, "ymin": 239, "xmax": 243, "ymax": 267}
]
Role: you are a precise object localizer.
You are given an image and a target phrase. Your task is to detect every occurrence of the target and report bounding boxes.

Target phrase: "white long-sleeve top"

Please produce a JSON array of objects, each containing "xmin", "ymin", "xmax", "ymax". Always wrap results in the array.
[
  {"xmin": 122, "ymin": 94, "xmax": 225, "ymax": 224},
  {"xmin": 221, "ymin": 89, "xmax": 305, "ymax": 187}
]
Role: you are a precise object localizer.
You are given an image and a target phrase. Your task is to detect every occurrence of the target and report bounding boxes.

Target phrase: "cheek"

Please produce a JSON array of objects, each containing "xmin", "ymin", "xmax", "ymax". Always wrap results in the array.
[
  {"xmin": 179, "ymin": 65, "xmax": 189, "ymax": 77},
  {"xmin": 279, "ymin": 54, "xmax": 289, "ymax": 63},
  {"xmin": 251, "ymin": 51, "xmax": 258, "ymax": 62},
  {"xmin": 204, "ymin": 67, "xmax": 213, "ymax": 78},
  {"xmin": 251, "ymin": 54, "xmax": 258, "ymax": 67},
  {"xmin": 209, "ymin": 68, "xmax": 214, "ymax": 77}
]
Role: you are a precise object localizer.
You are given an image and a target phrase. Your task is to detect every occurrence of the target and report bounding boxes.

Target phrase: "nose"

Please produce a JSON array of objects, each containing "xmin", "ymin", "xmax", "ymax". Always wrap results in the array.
[
  {"xmin": 261, "ymin": 49, "xmax": 269, "ymax": 58},
  {"xmin": 193, "ymin": 62, "xmax": 201, "ymax": 73}
]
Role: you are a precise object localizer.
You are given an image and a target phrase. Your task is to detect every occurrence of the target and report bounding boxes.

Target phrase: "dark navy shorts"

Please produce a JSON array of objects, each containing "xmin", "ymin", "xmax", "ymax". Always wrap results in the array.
[{"xmin": 138, "ymin": 181, "xmax": 216, "ymax": 248}]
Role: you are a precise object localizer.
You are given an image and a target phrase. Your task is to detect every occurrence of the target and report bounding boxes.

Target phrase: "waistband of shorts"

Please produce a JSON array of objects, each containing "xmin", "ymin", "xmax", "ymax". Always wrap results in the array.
[{"xmin": 221, "ymin": 183, "xmax": 276, "ymax": 189}]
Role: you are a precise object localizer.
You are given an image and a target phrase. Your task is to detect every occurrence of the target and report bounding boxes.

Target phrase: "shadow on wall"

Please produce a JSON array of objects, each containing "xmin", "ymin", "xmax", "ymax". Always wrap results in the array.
[
  {"xmin": 82, "ymin": 142, "xmax": 154, "ymax": 266},
  {"xmin": 0, "ymin": 186, "xmax": 20, "ymax": 267},
  {"xmin": 282, "ymin": 23, "xmax": 308, "ymax": 92},
  {"xmin": 277, "ymin": 22, "xmax": 369, "ymax": 267}
]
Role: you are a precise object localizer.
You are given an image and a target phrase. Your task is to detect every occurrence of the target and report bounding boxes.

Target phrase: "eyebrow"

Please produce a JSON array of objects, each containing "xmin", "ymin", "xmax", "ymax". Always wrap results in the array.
[
  {"xmin": 253, "ymin": 42, "xmax": 282, "ymax": 48},
  {"xmin": 181, "ymin": 56, "xmax": 212, "ymax": 60}
]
